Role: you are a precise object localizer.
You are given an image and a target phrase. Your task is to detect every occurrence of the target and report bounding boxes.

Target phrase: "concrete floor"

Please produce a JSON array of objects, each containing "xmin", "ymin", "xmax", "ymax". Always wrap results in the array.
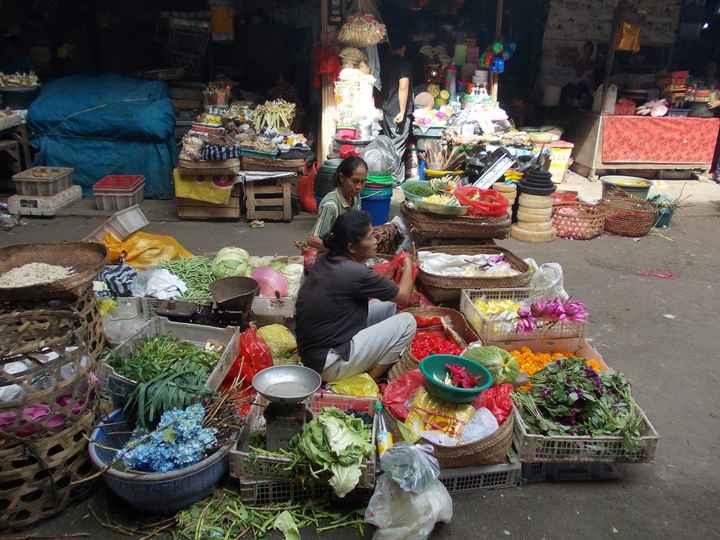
[{"xmin": 2, "ymin": 194, "xmax": 720, "ymax": 539}]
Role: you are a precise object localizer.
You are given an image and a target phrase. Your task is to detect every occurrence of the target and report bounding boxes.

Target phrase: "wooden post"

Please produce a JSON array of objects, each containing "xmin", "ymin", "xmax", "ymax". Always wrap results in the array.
[
  {"xmin": 490, "ymin": 0, "xmax": 504, "ymax": 101},
  {"xmin": 318, "ymin": 0, "xmax": 335, "ymax": 165}
]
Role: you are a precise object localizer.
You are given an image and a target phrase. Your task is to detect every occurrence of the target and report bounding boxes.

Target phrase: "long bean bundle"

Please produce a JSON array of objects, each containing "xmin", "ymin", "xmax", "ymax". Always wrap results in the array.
[{"xmin": 159, "ymin": 256, "xmax": 215, "ymax": 302}]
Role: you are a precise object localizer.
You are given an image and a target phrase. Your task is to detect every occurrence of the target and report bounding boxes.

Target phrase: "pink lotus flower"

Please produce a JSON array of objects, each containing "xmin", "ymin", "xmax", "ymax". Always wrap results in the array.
[
  {"xmin": 562, "ymin": 298, "xmax": 589, "ymax": 323},
  {"xmin": 530, "ymin": 299, "xmax": 549, "ymax": 318},
  {"xmin": 22, "ymin": 404, "xmax": 50, "ymax": 422},
  {"xmin": 516, "ymin": 317, "xmax": 537, "ymax": 333},
  {"xmin": 0, "ymin": 411, "xmax": 17, "ymax": 427}
]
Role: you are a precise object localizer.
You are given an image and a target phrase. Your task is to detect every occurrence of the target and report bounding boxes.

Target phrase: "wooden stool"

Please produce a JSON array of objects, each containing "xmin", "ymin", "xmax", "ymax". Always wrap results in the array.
[
  {"xmin": 245, "ymin": 176, "xmax": 293, "ymax": 222},
  {"xmin": 0, "ymin": 139, "xmax": 22, "ymax": 174}
]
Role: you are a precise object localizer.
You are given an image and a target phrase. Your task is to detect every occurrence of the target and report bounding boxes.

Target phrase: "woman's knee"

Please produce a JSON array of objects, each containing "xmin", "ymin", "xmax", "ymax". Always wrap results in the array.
[{"xmin": 396, "ymin": 312, "xmax": 417, "ymax": 338}]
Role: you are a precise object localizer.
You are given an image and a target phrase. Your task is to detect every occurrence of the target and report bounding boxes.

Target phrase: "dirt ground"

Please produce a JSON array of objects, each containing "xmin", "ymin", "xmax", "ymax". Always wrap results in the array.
[{"xmin": 2, "ymin": 194, "xmax": 720, "ymax": 540}]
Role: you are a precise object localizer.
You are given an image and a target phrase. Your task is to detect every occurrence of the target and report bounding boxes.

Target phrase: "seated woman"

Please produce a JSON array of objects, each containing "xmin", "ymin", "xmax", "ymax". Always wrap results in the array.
[
  {"xmin": 306, "ymin": 157, "xmax": 367, "ymax": 251},
  {"xmin": 296, "ymin": 210, "xmax": 417, "ymax": 382}
]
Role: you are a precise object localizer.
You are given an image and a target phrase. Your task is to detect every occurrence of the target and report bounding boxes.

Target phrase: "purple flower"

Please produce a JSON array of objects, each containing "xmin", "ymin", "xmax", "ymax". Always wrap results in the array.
[
  {"xmin": 563, "ymin": 298, "xmax": 589, "ymax": 324},
  {"xmin": 545, "ymin": 298, "xmax": 567, "ymax": 321},
  {"xmin": 530, "ymin": 299, "xmax": 548, "ymax": 318},
  {"xmin": 515, "ymin": 317, "xmax": 537, "ymax": 333}
]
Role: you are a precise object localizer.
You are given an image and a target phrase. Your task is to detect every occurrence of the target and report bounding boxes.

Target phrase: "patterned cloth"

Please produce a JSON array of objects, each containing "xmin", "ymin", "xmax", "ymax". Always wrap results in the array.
[
  {"xmin": 602, "ymin": 116, "xmax": 720, "ymax": 165},
  {"xmin": 201, "ymin": 144, "xmax": 243, "ymax": 161},
  {"xmin": 98, "ymin": 262, "xmax": 137, "ymax": 297}
]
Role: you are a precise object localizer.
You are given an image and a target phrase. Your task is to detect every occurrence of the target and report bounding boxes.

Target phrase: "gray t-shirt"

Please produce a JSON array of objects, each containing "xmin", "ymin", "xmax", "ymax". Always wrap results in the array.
[{"xmin": 296, "ymin": 255, "xmax": 399, "ymax": 374}]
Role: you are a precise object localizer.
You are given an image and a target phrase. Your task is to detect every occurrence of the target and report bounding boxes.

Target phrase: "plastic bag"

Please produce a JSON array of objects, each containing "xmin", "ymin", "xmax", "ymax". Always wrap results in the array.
[
  {"xmin": 257, "ymin": 324, "xmax": 297, "ymax": 358},
  {"xmin": 330, "ymin": 373, "xmax": 379, "ymax": 398},
  {"xmin": 382, "ymin": 369, "xmax": 425, "ymax": 421},
  {"xmin": 473, "ymin": 383, "xmax": 513, "ymax": 424},
  {"xmin": 454, "ymin": 185, "xmax": 508, "ymax": 217},
  {"xmin": 372, "ymin": 252, "xmax": 428, "ymax": 309},
  {"xmin": 298, "ymin": 164, "xmax": 318, "ymax": 213},
  {"xmin": 366, "ymin": 474, "xmax": 453, "ymax": 540},
  {"xmin": 364, "ymin": 135, "xmax": 400, "ymax": 177},
  {"xmin": 528, "ymin": 261, "xmax": 567, "ymax": 300},
  {"xmin": 221, "ymin": 324, "xmax": 273, "ymax": 392},
  {"xmin": 130, "ymin": 269, "xmax": 187, "ymax": 300},
  {"xmin": 405, "ymin": 388, "xmax": 475, "ymax": 440},
  {"xmin": 380, "ymin": 443, "xmax": 440, "ymax": 493},
  {"xmin": 103, "ymin": 231, "xmax": 193, "ymax": 269}
]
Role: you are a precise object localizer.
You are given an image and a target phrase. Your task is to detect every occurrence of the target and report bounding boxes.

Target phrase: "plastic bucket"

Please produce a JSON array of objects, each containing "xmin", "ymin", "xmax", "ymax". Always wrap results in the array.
[
  {"xmin": 655, "ymin": 207, "xmax": 674, "ymax": 228},
  {"xmin": 361, "ymin": 187, "xmax": 393, "ymax": 225},
  {"xmin": 366, "ymin": 175, "xmax": 394, "ymax": 187}
]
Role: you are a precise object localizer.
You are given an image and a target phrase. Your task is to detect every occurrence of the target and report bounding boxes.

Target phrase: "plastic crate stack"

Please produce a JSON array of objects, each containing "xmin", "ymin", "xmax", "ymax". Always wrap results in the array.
[
  {"xmin": 92, "ymin": 175, "xmax": 145, "ymax": 211},
  {"xmin": 460, "ymin": 285, "xmax": 660, "ymax": 483},
  {"xmin": 9, "ymin": 166, "xmax": 82, "ymax": 217}
]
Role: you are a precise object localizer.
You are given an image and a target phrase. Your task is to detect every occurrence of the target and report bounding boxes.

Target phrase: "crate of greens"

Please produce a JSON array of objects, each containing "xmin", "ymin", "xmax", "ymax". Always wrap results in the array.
[
  {"xmin": 99, "ymin": 317, "xmax": 238, "ymax": 425},
  {"xmin": 511, "ymin": 357, "xmax": 660, "ymax": 463},
  {"xmin": 230, "ymin": 393, "xmax": 377, "ymax": 493}
]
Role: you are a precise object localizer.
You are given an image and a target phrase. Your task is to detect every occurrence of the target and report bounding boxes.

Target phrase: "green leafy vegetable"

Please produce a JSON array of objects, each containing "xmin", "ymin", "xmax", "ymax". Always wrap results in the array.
[
  {"xmin": 111, "ymin": 336, "xmax": 219, "ymax": 382},
  {"xmin": 274, "ymin": 510, "xmax": 300, "ymax": 540},
  {"xmin": 512, "ymin": 358, "xmax": 643, "ymax": 450},
  {"xmin": 292, "ymin": 408, "xmax": 373, "ymax": 498}
]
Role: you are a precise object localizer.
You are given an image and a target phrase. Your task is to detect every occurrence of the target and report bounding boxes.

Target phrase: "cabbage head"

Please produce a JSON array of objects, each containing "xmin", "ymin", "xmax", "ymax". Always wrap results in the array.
[
  {"xmin": 211, "ymin": 247, "xmax": 250, "ymax": 278},
  {"xmin": 462, "ymin": 344, "xmax": 519, "ymax": 384}
]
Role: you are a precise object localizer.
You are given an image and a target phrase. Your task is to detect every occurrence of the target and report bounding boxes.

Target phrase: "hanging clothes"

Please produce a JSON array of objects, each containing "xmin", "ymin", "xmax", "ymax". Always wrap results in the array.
[{"xmin": 366, "ymin": 45, "xmax": 382, "ymax": 91}]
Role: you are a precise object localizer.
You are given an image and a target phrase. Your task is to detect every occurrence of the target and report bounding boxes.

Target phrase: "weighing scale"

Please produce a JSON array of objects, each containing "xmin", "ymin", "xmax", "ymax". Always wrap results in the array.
[
  {"xmin": 154, "ymin": 276, "xmax": 259, "ymax": 329},
  {"xmin": 252, "ymin": 365, "xmax": 322, "ymax": 451}
]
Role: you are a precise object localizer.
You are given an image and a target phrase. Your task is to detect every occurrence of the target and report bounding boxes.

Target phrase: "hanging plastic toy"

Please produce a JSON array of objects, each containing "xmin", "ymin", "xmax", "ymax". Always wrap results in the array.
[
  {"xmin": 492, "ymin": 41, "xmax": 504, "ymax": 54},
  {"xmin": 490, "ymin": 57, "xmax": 505, "ymax": 74}
]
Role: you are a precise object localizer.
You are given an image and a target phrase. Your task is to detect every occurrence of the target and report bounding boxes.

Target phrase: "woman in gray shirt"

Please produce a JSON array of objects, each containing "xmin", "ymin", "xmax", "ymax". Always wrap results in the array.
[{"xmin": 296, "ymin": 210, "xmax": 416, "ymax": 381}]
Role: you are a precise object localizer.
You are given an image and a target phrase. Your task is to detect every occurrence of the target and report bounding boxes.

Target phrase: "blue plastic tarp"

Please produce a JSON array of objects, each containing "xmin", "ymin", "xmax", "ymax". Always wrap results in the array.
[{"xmin": 28, "ymin": 75, "xmax": 177, "ymax": 199}]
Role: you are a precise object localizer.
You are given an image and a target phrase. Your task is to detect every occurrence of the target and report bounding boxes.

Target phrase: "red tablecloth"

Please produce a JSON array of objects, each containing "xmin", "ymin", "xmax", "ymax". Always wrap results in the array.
[{"xmin": 602, "ymin": 116, "xmax": 720, "ymax": 164}]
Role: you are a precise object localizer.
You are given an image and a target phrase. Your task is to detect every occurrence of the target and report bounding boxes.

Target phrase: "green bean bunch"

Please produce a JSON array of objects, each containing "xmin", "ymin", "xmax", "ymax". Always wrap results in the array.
[{"xmin": 159, "ymin": 256, "xmax": 215, "ymax": 303}]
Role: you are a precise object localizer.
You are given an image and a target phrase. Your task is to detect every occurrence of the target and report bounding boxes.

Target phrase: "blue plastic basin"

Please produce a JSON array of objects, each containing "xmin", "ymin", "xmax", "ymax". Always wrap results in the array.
[{"xmin": 88, "ymin": 410, "xmax": 230, "ymax": 513}]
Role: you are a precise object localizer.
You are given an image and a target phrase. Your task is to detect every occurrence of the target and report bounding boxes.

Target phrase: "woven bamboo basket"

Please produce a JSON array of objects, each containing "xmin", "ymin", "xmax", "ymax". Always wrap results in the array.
[
  {"xmin": 601, "ymin": 193, "xmax": 657, "ymax": 238},
  {"xmin": 401, "ymin": 203, "xmax": 511, "ymax": 243},
  {"xmin": 0, "ymin": 242, "xmax": 107, "ymax": 301},
  {"xmin": 0, "ymin": 409, "xmax": 96, "ymax": 530},
  {"xmin": 417, "ymin": 246, "xmax": 532, "ymax": 304},
  {"xmin": 551, "ymin": 202, "xmax": 606, "ymax": 240},
  {"xmin": 0, "ymin": 310, "xmax": 96, "ymax": 446},
  {"xmin": 426, "ymin": 410, "xmax": 515, "ymax": 468},
  {"xmin": 387, "ymin": 408, "xmax": 514, "ymax": 468},
  {"xmin": 389, "ymin": 307, "xmax": 479, "ymax": 380},
  {"xmin": 0, "ymin": 286, "xmax": 106, "ymax": 360}
]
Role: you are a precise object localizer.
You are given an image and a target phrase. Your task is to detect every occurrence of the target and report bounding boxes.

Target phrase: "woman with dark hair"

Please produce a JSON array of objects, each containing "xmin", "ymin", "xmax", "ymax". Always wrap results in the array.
[
  {"xmin": 296, "ymin": 210, "xmax": 416, "ymax": 381},
  {"xmin": 307, "ymin": 157, "xmax": 368, "ymax": 250}
]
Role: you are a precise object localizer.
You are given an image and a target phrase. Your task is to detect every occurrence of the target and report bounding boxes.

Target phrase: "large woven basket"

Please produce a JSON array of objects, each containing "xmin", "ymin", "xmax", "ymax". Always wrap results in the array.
[
  {"xmin": 601, "ymin": 193, "xmax": 656, "ymax": 238},
  {"xmin": 417, "ymin": 245, "xmax": 532, "ymax": 304},
  {"xmin": 426, "ymin": 411, "xmax": 514, "ymax": 468},
  {"xmin": 0, "ymin": 409, "xmax": 96, "ymax": 530},
  {"xmin": 387, "ymin": 408, "xmax": 514, "ymax": 468},
  {"xmin": 0, "ymin": 242, "xmax": 107, "ymax": 301},
  {"xmin": 0, "ymin": 310, "xmax": 96, "ymax": 446},
  {"xmin": 552, "ymin": 202, "xmax": 606, "ymax": 240},
  {"xmin": 401, "ymin": 203, "xmax": 511, "ymax": 244},
  {"xmin": 0, "ymin": 286, "xmax": 106, "ymax": 361},
  {"xmin": 389, "ymin": 307, "xmax": 479, "ymax": 380}
]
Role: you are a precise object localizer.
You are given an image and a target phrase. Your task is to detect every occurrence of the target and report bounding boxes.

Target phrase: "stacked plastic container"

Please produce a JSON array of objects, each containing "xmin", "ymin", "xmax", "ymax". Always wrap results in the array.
[
  {"xmin": 9, "ymin": 166, "xmax": 82, "ymax": 216},
  {"xmin": 93, "ymin": 175, "xmax": 145, "ymax": 211}
]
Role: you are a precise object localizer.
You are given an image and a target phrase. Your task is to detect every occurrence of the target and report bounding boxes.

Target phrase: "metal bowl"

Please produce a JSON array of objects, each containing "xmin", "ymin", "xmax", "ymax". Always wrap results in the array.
[{"xmin": 252, "ymin": 365, "xmax": 321, "ymax": 404}]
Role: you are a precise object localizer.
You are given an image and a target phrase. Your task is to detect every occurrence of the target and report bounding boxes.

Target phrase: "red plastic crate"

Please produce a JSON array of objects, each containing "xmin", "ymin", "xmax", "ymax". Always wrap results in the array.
[{"xmin": 93, "ymin": 175, "xmax": 145, "ymax": 193}]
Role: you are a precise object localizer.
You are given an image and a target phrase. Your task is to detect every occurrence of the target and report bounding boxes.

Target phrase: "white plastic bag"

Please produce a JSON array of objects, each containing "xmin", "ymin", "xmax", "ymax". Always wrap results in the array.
[
  {"xmin": 526, "ymin": 261, "xmax": 567, "ymax": 299},
  {"xmin": 366, "ymin": 474, "xmax": 453, "ymax": 540},
  {"xmin": 380, "ymin": 443, "xmax": 439, "ymax": 493},
  {"xmin": 130, "ymin": 269, "xmax": 187, "ymax": 300},
  {"xmin": 364, "ymin": 135, "xmax": 400, "ymax": 176}
]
